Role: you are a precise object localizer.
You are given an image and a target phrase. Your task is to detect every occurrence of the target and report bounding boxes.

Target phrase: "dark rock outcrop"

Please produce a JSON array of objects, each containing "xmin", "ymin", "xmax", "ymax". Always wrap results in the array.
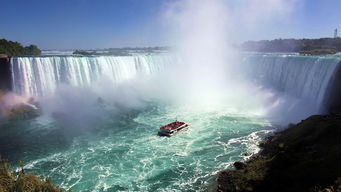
[
  {"xmin": 0, "ymin": 91, "xmax": 41, "ymax": 120},
  {"xmin": 0, "ymin": 56, "xmax": 11, "ymax": 91},
  {"xmin": 5, "ymin": 103, "xmax": 41, "ymax": 121},
  {"xmin": 233, "ymin": 162, "xmax": 247, "ymax": 170},
  {"xmin": 217, "ymin": 114, "xmax": 341, "ymax": 192}
]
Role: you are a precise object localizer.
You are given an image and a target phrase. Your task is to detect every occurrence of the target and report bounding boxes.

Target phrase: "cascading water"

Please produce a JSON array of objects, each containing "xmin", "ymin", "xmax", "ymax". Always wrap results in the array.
[
  {"xmin": 241, "ymin": 53, "xmax": 341, "ymax": 112},
  {"xmin": 11, "ymin": 54, "xmax": 172, "ymax": 97},
  {"xmin": 3, "ymin": 53, "xmax": 341, "ymax": 191},
  {"xmin": 11, "ymin": 53, "xmax": 341, "ymax": 108}
]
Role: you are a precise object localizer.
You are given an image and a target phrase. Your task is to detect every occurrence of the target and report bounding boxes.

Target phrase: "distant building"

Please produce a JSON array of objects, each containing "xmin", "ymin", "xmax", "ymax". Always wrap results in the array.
[{"xmin": 334, "ymin": 28, "xmax": 338, "ymax": 38}]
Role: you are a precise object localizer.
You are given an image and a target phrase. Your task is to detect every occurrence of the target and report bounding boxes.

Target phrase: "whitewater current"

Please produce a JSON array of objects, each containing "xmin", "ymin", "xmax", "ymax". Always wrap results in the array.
[
  {"xmin": 1, "ymin": 53, "xmax": 340, "ymax": 191},
  {"xmin": 0, "ymin": 101, "xmax": 271, "ymax": 191}
]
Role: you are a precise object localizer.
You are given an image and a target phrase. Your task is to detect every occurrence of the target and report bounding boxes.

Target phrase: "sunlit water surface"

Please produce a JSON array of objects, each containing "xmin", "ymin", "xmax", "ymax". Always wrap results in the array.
[{"xmin": 0, "ymin": 102, "xmax": 272, "ymax": 191}]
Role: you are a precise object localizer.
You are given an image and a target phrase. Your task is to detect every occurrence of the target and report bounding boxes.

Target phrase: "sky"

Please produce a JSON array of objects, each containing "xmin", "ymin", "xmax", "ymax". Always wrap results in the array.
[{"xmin": 0, "ymin": 0, "xmax": 340, "ymax": 50}]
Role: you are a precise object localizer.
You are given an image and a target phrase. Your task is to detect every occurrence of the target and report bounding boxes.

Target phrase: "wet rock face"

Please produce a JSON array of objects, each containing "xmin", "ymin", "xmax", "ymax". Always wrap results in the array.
[
  {"xmin": 6, "ymin": 103, "xmax": 41, "ymax": 121},
  {"xmin": 0, "ymin": 57, "xmax": 11, "ymax": 91},
  {"xmin": 233, "ymin": 162, "xmax": 247, "ymax": 170},
  {"xmin": 0, "ymin": 92, "xmax": 41, "ymax": 121}
]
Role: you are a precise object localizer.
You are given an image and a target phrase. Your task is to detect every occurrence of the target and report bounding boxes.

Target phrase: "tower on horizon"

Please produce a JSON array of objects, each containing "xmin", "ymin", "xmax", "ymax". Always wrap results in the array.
[{"xmin": 334, "ymin": 28, "xmax": 338, "ymax": 38}]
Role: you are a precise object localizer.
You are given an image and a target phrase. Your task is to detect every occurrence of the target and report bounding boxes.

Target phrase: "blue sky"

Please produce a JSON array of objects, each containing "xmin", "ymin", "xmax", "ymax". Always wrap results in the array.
[{"xmin": 0, "ymin": 0, "xmax": 340, "ymax": 49}]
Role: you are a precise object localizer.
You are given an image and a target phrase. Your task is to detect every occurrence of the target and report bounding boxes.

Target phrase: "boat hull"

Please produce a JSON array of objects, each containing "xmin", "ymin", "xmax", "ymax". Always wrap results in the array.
[{"xmin": 158, "ymin": 126, "xmax": 189, "ymax": 137}]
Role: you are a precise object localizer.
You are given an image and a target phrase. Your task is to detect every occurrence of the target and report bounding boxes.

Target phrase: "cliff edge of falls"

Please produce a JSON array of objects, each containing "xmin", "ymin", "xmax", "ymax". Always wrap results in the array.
[
  {"xmin": 216, "ymin": 114, "xmax": 341, "ymax": 192},
  {"xmin": 0, "ymin": 56, "xmax": 11, "ymax": 92}
]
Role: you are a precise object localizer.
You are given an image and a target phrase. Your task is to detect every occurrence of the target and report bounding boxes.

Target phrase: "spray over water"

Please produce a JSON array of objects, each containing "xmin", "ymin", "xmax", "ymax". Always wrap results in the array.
[{"xmin": 4, "ymin": 0, "xmax": 341, "ymax": 191}]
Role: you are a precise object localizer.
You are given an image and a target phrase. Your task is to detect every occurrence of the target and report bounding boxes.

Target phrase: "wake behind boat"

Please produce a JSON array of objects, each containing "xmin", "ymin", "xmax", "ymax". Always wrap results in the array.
[{"xmin": 158, "ymin": 120, "xmax": 189, "ymax": 137}]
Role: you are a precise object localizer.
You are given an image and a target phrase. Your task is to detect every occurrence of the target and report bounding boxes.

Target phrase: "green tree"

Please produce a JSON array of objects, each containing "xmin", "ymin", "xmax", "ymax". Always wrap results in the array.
[{"xmin": 0, "ymin": 39, "xmax": 41, "ymax": 56}]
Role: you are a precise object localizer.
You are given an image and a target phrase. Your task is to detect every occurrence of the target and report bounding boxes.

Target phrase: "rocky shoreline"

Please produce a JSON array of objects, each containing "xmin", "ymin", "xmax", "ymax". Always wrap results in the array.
[{"xmin": 216, "ymin": 114, "xmax": 341, "ymax": 192}]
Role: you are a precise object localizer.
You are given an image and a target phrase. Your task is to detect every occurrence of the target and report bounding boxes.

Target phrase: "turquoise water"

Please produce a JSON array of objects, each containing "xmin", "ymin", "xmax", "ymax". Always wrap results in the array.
[
  {"xmin": 6, "ymin": 53, "xmax": 341, "ymax": 191},
  {"xmin": 0, "ymin": 101, "xmax": 271, "ymax": 191}
]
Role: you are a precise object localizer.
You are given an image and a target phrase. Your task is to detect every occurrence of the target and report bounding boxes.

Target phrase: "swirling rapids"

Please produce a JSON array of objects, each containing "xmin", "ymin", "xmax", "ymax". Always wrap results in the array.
[{"xmin": 9, "ymin": 103, "xmax": 272, "ymax": 191}]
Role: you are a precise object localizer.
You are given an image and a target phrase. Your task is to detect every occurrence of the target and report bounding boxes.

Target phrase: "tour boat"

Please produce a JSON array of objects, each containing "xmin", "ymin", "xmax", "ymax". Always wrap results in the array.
[{"xmin": 158, "ymin": 121, "xmax": 189, "ymax": 137}]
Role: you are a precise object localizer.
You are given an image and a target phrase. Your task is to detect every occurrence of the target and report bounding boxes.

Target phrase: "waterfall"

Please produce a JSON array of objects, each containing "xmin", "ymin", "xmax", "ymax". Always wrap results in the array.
[
  {"xmin": 10, "ymin": 53, "xmax": 341, "ymax": 113},
  {"xmin": 11, "ymin": 55, "xmax": 173, "ymax": 97},
  {"xmin": 242, "ymin": 54, "xmax": 341, "ymax": 111}
]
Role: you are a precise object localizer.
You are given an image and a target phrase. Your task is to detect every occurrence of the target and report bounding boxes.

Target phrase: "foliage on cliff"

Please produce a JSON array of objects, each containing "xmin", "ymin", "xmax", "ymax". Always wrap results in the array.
[
  {"xmin": 0, "ymin": 157, "xmax": 63, "ymax": 192},
  {"xmin": 241, "ymin": 38, "xmax": 341, "ymax": 53},
  {"xmin": 0, "ymin": 39, "xmax": 41, "ymax": 57},
  {"xmin": 299, "ymin": 49, "xmax": 337, "ymax": 55},
  {"xmin": 217, "ymin": 114, "xmax": 341, "ymax": 192}
]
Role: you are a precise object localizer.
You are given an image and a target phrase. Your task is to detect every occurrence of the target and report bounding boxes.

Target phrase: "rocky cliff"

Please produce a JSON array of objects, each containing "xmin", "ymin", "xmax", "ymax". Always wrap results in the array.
[
  {"xmin": 216, "ymin": 114, "xmax": 341, "ymax": 192},
  {"xmin": 0, "ymin": 55, "xmax": 11, "ymax": 91}
]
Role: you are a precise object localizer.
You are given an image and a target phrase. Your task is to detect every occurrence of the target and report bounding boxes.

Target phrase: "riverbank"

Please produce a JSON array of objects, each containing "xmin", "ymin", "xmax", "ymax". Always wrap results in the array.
[
  {"xmin": 216, "ymin": 114, "xmax": 341, "ymax": 192},
  {"xmin": 241, "ymin": 38, "xmax": 341, "ymax": 53},
  {"xmin": 0, "ymin": 158, "xmax": 63, "ymax": 192}
]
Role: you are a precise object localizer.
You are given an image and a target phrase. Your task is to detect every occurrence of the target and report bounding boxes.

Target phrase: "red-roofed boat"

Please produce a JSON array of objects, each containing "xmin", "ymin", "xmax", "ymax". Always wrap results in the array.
[{"xmin": 158, "ymin": 120, "xmax": 189, "ymax": 137}]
